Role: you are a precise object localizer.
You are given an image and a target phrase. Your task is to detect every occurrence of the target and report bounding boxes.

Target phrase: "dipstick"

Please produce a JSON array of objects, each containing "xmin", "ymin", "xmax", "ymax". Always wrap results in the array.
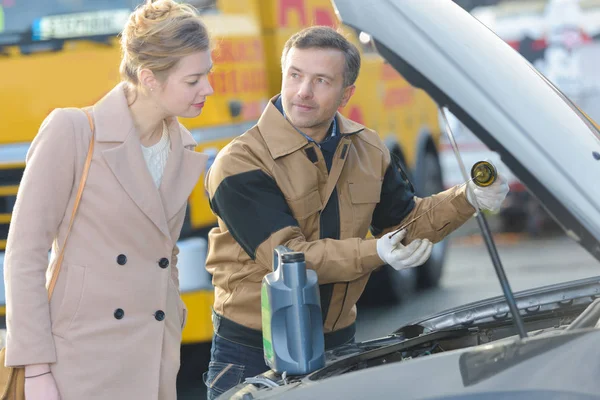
[{"xmin": 388, "ymin": 161, "xmax": 496, "ymax": 237}]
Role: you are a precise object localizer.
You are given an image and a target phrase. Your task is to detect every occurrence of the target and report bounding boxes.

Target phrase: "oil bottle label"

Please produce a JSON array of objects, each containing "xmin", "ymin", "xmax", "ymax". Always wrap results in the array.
[{"xmin": 261, "ymin": 284, "xmax": 274, "ymax": 364}]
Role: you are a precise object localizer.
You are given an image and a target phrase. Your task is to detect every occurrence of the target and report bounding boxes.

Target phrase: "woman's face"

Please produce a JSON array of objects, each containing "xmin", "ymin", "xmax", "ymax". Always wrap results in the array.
[{"xmin": 156, "ymin": 50, "xmax": 214, "ymax": 119}]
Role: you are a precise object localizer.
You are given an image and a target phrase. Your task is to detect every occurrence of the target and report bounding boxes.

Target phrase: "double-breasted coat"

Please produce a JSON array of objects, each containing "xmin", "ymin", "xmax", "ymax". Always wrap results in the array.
[{"xmin": 3, "ymin": 83, "xmax": 207, "ymax": 399}]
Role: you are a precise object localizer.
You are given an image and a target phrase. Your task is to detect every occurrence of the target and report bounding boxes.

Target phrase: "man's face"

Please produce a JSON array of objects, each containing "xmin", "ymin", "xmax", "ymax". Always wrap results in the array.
[{"xmin": 281, "ymin": 47, "xmax": 355, "ymax": 137}]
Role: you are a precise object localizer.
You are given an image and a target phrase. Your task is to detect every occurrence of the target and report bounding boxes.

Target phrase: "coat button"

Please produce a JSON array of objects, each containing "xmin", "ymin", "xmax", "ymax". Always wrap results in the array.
[
  {"xmin": 114, "ymin": 308, "xmax": 124, "ymax": 320},
  {"xmin": 154, "ymin": 310, "xmax": 165, "ymax": 321},
  {"xmin": 158, "ymin": 258, "xmax": 169, "ymax": 269},
  {"xmin": 117, "ymin": 254, "xmax": 127, "ymax": 265}
]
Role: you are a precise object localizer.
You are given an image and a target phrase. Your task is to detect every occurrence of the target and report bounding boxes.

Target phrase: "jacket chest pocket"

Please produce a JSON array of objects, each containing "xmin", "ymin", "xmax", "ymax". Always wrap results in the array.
[
  {"xmin": 287, "ymin": 190, "xmax": 322, "ymax": 220},
  {"xmin": 287, "ymin": 190, "xmax": 322, "ymax": 239},
  {"xmin": 348, "ymin": 181, "xmax": 382, "ymax": 236}
]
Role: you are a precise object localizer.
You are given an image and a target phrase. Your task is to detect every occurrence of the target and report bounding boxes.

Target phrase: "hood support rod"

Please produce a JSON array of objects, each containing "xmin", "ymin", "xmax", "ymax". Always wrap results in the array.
[{"xmin": 439, "ymin": 106, "xmax": 528, "ymax": 339}]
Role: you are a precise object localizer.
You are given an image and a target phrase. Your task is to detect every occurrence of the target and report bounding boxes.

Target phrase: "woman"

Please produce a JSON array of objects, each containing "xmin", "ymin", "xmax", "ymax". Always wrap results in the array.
[{"xmin": 3, "ymin": 1, "xmax": 213, "ymax": 399}]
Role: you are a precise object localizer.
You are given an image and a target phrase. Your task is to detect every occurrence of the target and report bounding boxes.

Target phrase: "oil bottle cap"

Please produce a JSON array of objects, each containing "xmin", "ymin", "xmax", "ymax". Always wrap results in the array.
[{"xmin": 281, "ymin": 252, "xmax": 305, "ymax": 263}]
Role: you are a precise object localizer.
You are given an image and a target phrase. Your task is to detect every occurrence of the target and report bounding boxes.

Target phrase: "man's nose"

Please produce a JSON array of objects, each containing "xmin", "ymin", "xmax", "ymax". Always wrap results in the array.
[{"xmin": 297, "ymin": 80, "xmax": 313, "ymax": 99}]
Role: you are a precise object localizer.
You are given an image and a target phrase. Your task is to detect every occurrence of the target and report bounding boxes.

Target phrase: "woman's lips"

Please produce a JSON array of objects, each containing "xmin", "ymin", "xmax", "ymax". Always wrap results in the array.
[{"xmin": 192, "ymin": 102, "xmax": 205, "ymax": 108}]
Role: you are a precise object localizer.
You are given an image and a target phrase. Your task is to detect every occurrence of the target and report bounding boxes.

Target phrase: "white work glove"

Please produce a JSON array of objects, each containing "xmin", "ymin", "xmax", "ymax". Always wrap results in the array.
[
  {"xmin": 466, "ymin": 173, "xmax": 509, "ymax": 212},
  {"xmin": 376, "ymin": 229, "xmax": 433, "ymax": 271}
]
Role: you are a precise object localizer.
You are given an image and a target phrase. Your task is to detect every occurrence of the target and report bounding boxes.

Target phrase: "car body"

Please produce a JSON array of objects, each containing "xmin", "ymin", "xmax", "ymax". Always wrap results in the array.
[{"xmin": 219, "ymin": 0, "xmax": 600, "ymax": 398}]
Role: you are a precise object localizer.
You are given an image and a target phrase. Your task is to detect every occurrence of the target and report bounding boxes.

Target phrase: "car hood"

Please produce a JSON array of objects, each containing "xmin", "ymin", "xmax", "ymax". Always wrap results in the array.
[
  {"xmin": 227, "ymin": 329, "xmax": 600, "ymax": 399},
  {"xmin": 221, "ymin": 276, "xmax": 600, "ymax": 399},
  {"xmin": 332, "ymin": 0, "xmax": 600, "ymax": 261}
]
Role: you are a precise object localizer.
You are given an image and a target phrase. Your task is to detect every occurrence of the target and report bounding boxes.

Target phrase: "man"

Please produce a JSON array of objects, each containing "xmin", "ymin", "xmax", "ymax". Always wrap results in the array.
[{"xmin": 203, "ymin": 26, "xmax": 508, "ymax": 398}]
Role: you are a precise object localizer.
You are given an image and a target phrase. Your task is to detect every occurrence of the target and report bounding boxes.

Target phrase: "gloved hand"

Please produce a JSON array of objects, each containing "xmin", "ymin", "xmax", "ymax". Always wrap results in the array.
[
  {"xmin": 466, "ymin": 173, "xmax": 509, "ymax": 212},
  {"xmin": 376, "ymin": 229, "xmax": 433, "ymax": 271}
]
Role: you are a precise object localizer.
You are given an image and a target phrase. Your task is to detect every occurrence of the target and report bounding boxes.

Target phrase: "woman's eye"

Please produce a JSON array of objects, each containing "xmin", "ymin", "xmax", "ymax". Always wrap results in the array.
[{"xmin": 187, "ymin": 81, "xmax": 198, "ymax": 86}]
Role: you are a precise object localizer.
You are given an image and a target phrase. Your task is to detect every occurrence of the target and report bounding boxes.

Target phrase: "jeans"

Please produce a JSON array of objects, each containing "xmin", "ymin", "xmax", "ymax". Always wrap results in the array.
[{"xmin": 203, "ymin": 334, "xmax": 270, "ymax": 400}]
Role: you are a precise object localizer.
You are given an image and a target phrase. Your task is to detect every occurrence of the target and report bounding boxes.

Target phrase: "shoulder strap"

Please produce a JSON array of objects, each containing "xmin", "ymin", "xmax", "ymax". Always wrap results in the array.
[{"xmin": 47, "ymin": 109, "xmax": 95, "ymax": 299}]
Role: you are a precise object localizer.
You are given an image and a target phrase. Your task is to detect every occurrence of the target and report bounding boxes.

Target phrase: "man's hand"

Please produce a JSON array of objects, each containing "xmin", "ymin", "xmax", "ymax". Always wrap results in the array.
[
  {"xmin": 376, "ymin": 229, "xmax": 433, "ymax": 270},
  {"xmin": 466, "ymin": 173, "xmax": 509, "ymax": 212}
]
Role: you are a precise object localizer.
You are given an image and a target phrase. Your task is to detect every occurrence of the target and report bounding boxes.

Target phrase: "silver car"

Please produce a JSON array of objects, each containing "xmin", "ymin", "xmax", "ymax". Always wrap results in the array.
[{"xmin": 220, "ymin": 0, "xmax": 600, "ymax": 398}]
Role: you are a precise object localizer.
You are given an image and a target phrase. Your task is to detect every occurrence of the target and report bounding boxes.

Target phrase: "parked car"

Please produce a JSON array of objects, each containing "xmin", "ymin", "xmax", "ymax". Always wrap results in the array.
[{"xmin": 218, "ymin": 0, "xmax": 600, "ymax": 398}]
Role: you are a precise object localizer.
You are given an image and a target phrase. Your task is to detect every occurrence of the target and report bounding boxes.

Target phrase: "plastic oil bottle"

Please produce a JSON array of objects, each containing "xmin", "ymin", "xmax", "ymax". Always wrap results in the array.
[{"xmin": 261, "ymin": 245, "xmax": 325, "ymax": 375}]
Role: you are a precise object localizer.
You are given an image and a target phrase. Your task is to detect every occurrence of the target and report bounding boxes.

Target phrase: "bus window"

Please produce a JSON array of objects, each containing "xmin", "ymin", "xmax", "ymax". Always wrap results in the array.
[{"xmin": 0, "ymin": 1, "xmax": 140, "ymax": 48}]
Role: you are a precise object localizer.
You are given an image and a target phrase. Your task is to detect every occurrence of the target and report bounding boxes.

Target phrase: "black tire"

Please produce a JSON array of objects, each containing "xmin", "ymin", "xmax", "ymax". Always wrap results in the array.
[
  {"xmin": 415, "ymin": 150, "xmax": 448, "ymax": 289},
  {"xmin": 359, "ymin": 264, "xmax": 417, "ymax": 305}
]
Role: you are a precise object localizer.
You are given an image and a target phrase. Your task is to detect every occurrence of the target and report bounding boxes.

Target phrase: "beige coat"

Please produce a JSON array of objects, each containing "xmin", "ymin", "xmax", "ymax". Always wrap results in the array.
[{"xmin": 3, "ymin": 84, "xmax": 207, "ymax": 400}]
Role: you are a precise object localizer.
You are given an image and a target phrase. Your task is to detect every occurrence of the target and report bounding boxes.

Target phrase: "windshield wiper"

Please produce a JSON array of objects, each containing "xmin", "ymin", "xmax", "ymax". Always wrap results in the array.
[{"xmin": 439, "ymin": 106, "xmax": 528, "ymax": 339}]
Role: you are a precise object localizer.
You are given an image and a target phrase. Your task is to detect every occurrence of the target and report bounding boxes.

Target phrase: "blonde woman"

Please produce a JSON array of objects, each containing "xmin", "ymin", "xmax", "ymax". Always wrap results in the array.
[{"xmin": 3, "ymin": 1, "xmax": 213, "ymax": 399}]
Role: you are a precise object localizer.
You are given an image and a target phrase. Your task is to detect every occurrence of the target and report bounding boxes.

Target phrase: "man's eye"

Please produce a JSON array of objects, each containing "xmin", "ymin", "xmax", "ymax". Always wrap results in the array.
[
  {"xmin": 290, "ymin": 73, "xmax": 299, "ymax": 78},
  {"xmin": 187, "ymin": 81, "xmax": 198, "ymax": 86}
]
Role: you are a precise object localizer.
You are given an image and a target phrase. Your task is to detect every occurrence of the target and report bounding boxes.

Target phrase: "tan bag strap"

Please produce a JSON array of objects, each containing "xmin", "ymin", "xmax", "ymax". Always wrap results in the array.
[{"xmin": 47, "ymin": 109, "xmax": 95, "ymax": 300}]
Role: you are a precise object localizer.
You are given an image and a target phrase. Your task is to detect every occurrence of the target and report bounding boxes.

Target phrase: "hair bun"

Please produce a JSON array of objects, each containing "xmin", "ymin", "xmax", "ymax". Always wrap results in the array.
[
  {"xmin": 143, "ymin": 0, "xmax": 174, "ymax": 21},
  {"xmin": 119, "ymin": 0, "xmax": 210, "ymax": 89}
]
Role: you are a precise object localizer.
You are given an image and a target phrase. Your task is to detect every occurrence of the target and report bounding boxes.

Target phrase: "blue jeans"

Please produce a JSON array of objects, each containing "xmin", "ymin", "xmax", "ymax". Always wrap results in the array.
[{"xmin": 203, "ymin": 334, "xmax": 270, "ymax": 399}]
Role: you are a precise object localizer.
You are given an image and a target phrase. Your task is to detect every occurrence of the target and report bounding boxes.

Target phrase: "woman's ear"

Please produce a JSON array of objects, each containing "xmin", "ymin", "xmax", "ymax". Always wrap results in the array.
[{"xmin": 139, "ymin": 68, "xmax": 159, "ymax": 92}]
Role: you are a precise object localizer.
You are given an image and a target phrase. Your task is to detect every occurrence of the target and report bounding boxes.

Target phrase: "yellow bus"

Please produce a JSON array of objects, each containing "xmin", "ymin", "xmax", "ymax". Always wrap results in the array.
[{"xmin": 0, "ymin": 0, "xmax": 446, "ymax": 383}]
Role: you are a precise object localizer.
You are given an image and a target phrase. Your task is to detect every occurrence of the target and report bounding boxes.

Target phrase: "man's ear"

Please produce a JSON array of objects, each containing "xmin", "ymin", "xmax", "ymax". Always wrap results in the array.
[
  {"xmin": 340, "ymin": 85, "xmax": 356, "ymax": 108},
  {"xmin": 139, "ymin": 68, "xmax": 159, "ymax": 92}
]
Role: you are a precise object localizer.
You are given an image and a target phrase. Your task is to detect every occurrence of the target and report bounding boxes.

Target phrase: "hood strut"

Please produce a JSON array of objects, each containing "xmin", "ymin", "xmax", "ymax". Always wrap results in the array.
[{"xmin": 439, "ymin": 107, "xmax": 528, "ymax": 339}]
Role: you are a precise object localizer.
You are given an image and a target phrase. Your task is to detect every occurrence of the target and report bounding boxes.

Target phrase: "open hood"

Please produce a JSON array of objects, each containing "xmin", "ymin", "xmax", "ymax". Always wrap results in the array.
[{"xmin": 332, "ymin": 0, "xmax": 600, "ymax": 261}]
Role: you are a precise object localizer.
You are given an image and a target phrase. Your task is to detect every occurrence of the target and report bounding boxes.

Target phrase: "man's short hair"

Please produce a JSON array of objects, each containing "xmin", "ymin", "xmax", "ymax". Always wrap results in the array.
[{"xmin": 281, "ymin": 26, "xmax": 361, "ymax": 87}]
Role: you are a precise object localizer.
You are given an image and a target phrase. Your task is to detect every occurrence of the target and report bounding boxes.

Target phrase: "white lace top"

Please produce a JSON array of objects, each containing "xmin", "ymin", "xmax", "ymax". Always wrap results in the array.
[{"xmin": 141, "ymin": 121, "xmax": 170, "ymax": 188}]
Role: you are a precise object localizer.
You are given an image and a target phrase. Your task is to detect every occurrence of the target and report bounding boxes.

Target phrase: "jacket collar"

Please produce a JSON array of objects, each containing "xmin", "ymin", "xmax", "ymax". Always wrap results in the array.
[
  {"xmin": 92, "ymin": 82, "xmax": 198, "ymax": 148},
  {"xmin": 257, "ymin": 95, "xmax": 365, "ymax": 160},
  {"xmin": 91, "ymin": 83, "xmax": 206, "ymax": 243}
]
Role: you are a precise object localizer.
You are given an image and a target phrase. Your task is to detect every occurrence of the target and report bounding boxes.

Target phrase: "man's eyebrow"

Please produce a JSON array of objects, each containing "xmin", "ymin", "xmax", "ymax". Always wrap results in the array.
[
  {"xmin": 289, "ymin": 65, "xmax": 335, "ymax": 81},
  {"xmin": 185, "ymin": 63, "xmax": 214, "ymax": 78}
]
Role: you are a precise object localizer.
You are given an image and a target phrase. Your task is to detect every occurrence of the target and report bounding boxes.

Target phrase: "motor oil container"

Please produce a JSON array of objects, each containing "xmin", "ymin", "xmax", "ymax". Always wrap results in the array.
[{"xmin": 261, "ymin": 245, "xmax": 325, "ymax": 375}]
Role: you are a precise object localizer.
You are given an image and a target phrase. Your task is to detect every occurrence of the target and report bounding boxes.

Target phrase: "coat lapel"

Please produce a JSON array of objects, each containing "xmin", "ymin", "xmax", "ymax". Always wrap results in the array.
[
  {"xmin": 101, "ymin": 133, "xmax": 172, "ymax": 240},
  {"xmin": 159, "ymin": 119, "xmax": 208, "ymax": 223},
  {"xmin": 93, "ymin": 83, "xmax": 171, "ymax": 241}
]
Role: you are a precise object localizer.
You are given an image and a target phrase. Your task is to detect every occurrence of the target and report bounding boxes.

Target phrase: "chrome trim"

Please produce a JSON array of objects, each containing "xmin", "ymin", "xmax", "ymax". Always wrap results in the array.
[
  {"xmin": 0, "ymin": 236, "xmax": 214, "ymax": 306},
  {"xmin": 0, "ymin": 252, "xmax": 4, "ymax": 306},
  {"xmin": 173, "ymin": 237, "xmax": 214, "ymax": 292},
  {"xmin": 0, "ymin": 143, "xmax": 30, "ymax": 164},
  {"xmin": 0, "ymin": 121, "xmax": 259, "ymax": 165},
  {"xmin": 190, "ymin": 121, "xmax": 257, "ymax": 144}
]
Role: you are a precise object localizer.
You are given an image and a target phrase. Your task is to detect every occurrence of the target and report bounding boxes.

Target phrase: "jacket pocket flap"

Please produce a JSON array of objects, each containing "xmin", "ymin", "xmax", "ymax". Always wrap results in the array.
[
  {"xmin": 287, "ymin": 190, "xmax": 322, "ymax": 220},
  {"xmin": 349, "ymin": 181, "xmax": 382, "ymax": 204}
]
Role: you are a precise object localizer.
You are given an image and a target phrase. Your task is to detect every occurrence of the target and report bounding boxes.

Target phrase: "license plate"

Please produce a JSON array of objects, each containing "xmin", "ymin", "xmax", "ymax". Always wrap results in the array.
[{"xmin": 32, "ymin": 9, "xmax": 130, "ymax": 41}]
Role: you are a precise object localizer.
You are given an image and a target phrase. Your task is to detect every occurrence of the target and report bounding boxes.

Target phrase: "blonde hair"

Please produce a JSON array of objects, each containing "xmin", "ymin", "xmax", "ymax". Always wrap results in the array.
[{"xmin": 119, "ymin": 0, "xmax": 211, "ymax": 89}]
